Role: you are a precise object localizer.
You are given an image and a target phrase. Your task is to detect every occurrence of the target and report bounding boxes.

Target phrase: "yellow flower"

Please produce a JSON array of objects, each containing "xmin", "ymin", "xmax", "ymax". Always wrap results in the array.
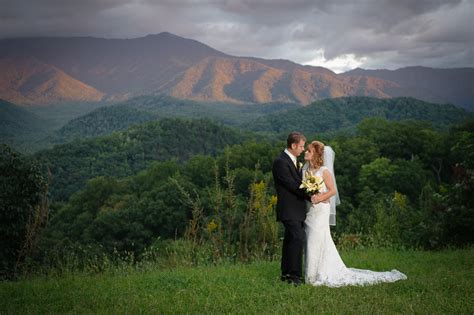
[
  {"xmin": 269, "ymin": 195, "xmax": 278, "ymax": 207},
  {"xmin": 206, "ymin": 219, "xmax": 218, "ymax": 234}
]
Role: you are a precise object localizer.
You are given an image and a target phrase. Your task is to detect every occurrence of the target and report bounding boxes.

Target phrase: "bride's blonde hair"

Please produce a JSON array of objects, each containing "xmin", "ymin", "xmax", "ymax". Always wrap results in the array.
[{"xmin": 308, "ymin": 140, "xmax": 325, "ymax": 169}]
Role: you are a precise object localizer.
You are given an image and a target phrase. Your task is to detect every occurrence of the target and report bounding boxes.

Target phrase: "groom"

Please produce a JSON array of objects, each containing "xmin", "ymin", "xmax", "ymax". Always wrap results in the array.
[{"xmin": 272, "ymin": 132, "xmax": 315, "ymax": 286}]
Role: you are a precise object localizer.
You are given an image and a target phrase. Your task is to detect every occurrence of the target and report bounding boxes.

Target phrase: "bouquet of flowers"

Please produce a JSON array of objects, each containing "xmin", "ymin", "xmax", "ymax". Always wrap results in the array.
[{"xmin": 299, "ymin": 171, "xmax": 324, "ymax": 195}]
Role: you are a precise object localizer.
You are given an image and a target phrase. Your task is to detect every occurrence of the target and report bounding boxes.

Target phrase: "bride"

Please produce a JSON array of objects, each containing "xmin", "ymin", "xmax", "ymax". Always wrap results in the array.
[{"xmin": 303, "ymin": 140, "xmax": 407, "ymax": 287}]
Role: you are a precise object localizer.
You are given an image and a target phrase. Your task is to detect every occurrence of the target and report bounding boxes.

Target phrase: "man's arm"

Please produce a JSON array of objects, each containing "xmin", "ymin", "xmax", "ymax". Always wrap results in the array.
[{"xmin": 273, "ymin": 158, "xmax": 309, "ymax": 200}]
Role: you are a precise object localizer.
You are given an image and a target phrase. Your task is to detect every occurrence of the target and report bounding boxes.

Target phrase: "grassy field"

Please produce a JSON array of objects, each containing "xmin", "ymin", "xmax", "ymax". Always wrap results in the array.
[{"xmin": 1, "ymin": 248, "xmax": 473, "ymax": 314}]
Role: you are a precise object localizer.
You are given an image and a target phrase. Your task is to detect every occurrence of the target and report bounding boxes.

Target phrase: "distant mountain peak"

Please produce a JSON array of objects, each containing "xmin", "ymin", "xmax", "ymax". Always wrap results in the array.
[
  {"xmin": 156, "ymin": 31, "xmax": 179, "ymax": 37},
  {"xmin": 0, "ymin": 34, "xmax": 472, "ymax": 109},
  {"xmin": 144, "ymin": 32, "xmax": 183, "ymax": 39}
]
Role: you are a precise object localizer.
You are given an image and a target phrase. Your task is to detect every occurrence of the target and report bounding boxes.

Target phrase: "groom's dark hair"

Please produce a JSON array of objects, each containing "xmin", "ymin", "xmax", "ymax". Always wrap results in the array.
[{"xmin": 287, "ymin": 132, "xmax": 306, "ymax": 148}]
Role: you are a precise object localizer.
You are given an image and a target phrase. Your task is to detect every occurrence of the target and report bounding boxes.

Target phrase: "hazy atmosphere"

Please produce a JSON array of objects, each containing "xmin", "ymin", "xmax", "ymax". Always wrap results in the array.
[{"xmin": 1, "ymin": 0, "xmax": 472, "ymax": 72}]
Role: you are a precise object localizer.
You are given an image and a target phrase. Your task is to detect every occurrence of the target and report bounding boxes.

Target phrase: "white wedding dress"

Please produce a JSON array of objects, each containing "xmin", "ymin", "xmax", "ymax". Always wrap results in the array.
[{"xmin": 304, "ymin": 166, "xmax": 407, "ymax": 287}]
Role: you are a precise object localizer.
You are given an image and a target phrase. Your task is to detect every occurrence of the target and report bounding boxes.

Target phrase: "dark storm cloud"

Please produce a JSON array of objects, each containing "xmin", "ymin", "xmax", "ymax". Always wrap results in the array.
[
  {"xmin": 0, "ymin": 0, "xmax": 134, "ymax": 38},
  {"xmin": 0, "ymin": 0, "xmax": 472, "ymax": 72}
]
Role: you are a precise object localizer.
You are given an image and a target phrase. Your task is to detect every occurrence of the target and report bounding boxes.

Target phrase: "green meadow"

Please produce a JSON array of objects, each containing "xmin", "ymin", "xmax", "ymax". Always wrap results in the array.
[{"xmin": 2, "ymin": 248, "xmax": 472, "ymax": 314}]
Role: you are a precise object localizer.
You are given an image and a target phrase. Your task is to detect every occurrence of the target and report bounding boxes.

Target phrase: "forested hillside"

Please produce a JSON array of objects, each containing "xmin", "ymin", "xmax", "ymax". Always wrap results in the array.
[
  {"xmin": 28, "ymin": 117, "xmax": 473, "ymax": 265},
  {"xmin": 249, "ymin": 97, "xmax": 470, "ymax": 134},
  {"xmin": 49, "ymin": 95, "xmax": 297, "ymax": 144},
  {"xmin": 53, "ymin": 105, "xmax": 157, "ymax": 144},
  {"xmin": 31, "ymin": 96, "xmax": 472, "ymax": 150},
  {"xmin": 2, "ymin": 96, "xmax": 473, "ymax": 281},
  {"xmin": 34, "ymin": 118, "xmax": 247, "ymax": 200},
  {"xmin": 0, "ymin": 99, "xmax": 52, "ymax": 151}
]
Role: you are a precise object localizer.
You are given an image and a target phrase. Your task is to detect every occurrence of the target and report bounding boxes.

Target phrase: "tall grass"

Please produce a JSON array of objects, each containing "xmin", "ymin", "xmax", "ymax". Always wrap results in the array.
[{"xmin": 170, "ymin": 161, "xmax": 280, "ymax": 266}]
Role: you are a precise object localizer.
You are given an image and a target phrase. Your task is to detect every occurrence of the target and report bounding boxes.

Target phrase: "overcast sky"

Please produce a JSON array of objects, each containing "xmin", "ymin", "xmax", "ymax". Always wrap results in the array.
[{"xmin": 1, "ymin": 0, "xmax": 473, "ymax": 73}]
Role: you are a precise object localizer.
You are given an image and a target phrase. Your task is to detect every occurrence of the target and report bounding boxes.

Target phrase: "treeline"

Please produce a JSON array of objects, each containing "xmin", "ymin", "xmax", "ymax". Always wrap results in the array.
[
  {"xmin": 48, "ymin": 95, "xmax": 298, "ymax": 144},
  {"xmin": 44, "ymin": 96, "xmax": 472, "ymax": 146},
  {"xmin": 0, "ymin": 99, "xmax": 53, "ymax": 153},
  {"xmin": 32, "ymin": 118, "xmax": 474, "ymax": 266},
  {"xmin": 53, "ymin": 105, "xmax": 157, "ymax": 144},
  {"xmin": 1, "ymin": 145, "xmax": 49, "ymax": 279},
  {"xmin": 34, "ymin": 118, "xmax": 248, "ymax": 200},
  {"xmin": 248, "ymin": 97, "xmax": 470, "ymax": 134},
  {"xmin": 2, "ymin": 116, "xmax": 473, "ymax": 277},
  {"xmin": 331, "ymin": 118, "xmax": 473, "ymax": 247},
  {"xmin": 0, "ymin": 95, "xmax": 297, "ymax": 154},
  {"xmin": 3, "ymin": 96, "xmax": 470, "ymax": 156}
]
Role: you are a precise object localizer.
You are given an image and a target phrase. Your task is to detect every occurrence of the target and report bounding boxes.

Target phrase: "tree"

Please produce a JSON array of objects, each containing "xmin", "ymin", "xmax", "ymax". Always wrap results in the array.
[
  {"xmin": 0, "ymin": 145, "xmax": 49, "ymax": 279},
  {"xmin": 443, "ymin": 124, "xmax": 474, "ymax": 245},
  {"xmin": 359, "ymin": 158, "xmax": 396, "ymax": 194},
  {"xmin": 332, "ymin": 137, "xmax": 380, "ymax": 203}
]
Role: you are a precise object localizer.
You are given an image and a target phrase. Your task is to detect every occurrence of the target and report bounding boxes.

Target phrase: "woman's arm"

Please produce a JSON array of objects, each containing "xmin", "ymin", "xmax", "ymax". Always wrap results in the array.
[{"xmin": 313, "ymin": 169, "xmax": 336, "ymax": 203}]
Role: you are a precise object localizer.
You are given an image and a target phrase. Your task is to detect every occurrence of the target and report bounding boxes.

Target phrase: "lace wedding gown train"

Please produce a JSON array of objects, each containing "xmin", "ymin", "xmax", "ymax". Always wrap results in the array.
[{"xmin": 304, "ymin": 167, "xmax": 407, "ymax": 287}]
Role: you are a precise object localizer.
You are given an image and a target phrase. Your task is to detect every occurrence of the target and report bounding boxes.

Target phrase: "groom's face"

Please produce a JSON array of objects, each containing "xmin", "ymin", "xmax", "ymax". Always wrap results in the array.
[{"xmin": 292, "ymin": 140, "xmax": 306, "ymax": 156}]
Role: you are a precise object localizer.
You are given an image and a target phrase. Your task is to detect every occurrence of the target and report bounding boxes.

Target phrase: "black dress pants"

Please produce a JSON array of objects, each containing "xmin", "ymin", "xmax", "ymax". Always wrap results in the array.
[{"xmin": 281, "ymin": 220, "xmax": 305, "ymax": 280}]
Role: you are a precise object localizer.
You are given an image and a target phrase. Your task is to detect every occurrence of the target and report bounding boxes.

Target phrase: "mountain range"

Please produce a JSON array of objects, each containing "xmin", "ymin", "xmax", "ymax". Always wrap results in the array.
[{"xmin": 0, "ymin": 32, "xmax": 472, "ymax": 110}]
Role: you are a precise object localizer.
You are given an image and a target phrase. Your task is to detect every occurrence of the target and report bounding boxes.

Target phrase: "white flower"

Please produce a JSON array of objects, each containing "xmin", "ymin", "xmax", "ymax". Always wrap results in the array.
[{"xmin": 300, "ymin": 171, "xmax": 324, "ymax": 194}]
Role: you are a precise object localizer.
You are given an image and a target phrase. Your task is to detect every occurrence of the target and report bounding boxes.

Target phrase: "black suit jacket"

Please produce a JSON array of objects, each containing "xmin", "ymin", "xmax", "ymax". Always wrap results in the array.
[{"xmin": 272, "ymin": 151, "xmax": 309, "ymax": 222}]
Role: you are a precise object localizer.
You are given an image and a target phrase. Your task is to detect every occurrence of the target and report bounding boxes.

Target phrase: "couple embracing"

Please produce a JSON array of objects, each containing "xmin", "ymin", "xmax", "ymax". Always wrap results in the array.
[{"xmin": 272, "ymin": 132, "xmax": 407, "ymax": 287}]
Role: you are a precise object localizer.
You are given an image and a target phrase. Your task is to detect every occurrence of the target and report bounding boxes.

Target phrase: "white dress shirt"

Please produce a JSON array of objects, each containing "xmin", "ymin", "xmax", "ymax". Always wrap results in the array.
[{"xmin": 284, "ymin": 149, "xmax": 297, "ymax": 168}]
